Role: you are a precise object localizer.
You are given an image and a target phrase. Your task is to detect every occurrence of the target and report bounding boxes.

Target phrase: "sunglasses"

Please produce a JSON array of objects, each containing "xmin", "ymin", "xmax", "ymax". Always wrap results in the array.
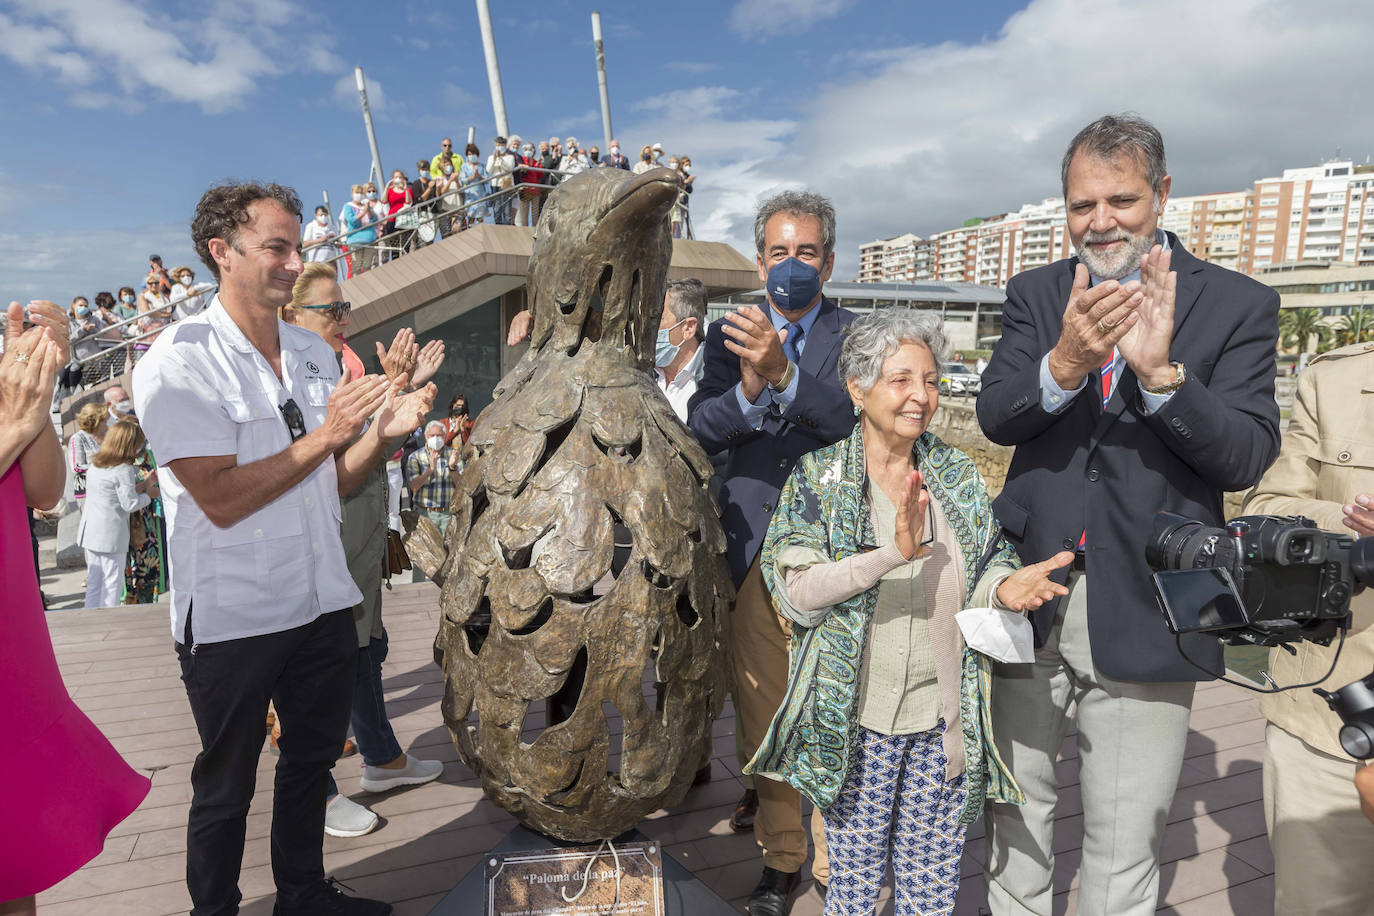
[
  {"xmin": 280, "ymin": 398, "xmax": 306, "ymax": 442},
  {"xmin": 297, "ymin": 300, "xmax": 351, "ymax": 322}
]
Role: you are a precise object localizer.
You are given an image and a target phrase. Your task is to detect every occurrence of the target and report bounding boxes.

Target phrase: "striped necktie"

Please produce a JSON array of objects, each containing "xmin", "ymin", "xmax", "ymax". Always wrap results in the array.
[
  {"xmin": 1099, "ymin": 350, "xmax": 1116, "ymax": 407},
  {"xmin": 1079, "ymin": 350, "xmax": 1119, "ymax": 551}
]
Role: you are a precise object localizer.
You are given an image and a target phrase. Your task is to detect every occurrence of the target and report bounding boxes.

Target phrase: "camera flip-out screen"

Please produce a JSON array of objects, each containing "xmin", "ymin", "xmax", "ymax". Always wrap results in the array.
[{"xmin": 1153, "ymin": 568, "xmax": 1248, "ymax": 634}]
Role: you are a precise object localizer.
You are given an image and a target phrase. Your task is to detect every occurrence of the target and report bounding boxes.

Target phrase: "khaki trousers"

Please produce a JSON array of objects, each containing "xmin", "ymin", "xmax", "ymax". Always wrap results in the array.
[
  {"xmin": 984, "ymin": 573, "xmax": 1195, "ymax": 916},
  {"xmin": 734, "ymin": 557, "xmax": 828, "ymax": 878},
  {"xmin": 1264, "ymin": 723, "xmax": 1374, "ymax": 916}
]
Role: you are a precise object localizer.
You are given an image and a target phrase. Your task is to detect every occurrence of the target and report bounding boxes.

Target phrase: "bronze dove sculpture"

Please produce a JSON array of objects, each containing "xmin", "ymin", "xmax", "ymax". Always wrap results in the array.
[{"xmin": 403, "ymin": 166, "xmax": 732, "ymax": 841}]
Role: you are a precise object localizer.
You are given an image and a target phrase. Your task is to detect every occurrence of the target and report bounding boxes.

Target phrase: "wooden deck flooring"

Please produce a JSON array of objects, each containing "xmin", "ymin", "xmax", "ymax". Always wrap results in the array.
[{"xmin": 40, "ymin": 583, "xmax": 1275, "ymax": 915}]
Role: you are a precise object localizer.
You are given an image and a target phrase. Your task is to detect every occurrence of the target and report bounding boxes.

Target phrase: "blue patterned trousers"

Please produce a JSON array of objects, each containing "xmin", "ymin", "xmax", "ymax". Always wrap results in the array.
[{"xmin": 821, "ymin": 725, "xmax": 968, "ymax": 915}]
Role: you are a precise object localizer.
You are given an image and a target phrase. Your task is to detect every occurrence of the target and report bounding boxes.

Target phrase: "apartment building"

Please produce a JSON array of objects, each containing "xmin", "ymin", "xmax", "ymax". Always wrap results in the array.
[
  {"xmin": 1159, "ymin": 190, "xmax": 1252, "ymax": 272},
  {"xmin": 856, "ymin": 233, "xmax": 933, "ymax": 283},
  {"xmin": 1241, "ymin": 161, "xmax": 1374, "ymax": 273},
  {"xmin": 860, "ymin": 159, "xmax": 1374, "ymax": 286}
]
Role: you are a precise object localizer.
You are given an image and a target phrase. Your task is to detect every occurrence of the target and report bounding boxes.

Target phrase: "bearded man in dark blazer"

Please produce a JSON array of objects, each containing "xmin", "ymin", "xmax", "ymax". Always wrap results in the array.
[{"xmin": 976, "ymin": 114, "xmax": 1280, "ymax": 916}]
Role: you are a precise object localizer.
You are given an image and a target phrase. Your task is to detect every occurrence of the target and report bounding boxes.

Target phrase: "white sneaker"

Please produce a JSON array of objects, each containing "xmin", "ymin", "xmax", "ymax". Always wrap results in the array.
[
  {"xmin": 324, "ymin": 793, "xmax": 379, "ymax": 838},
  {"xmin": 360, "ymin": 755, "xmax": 444, "ymax": 793}
]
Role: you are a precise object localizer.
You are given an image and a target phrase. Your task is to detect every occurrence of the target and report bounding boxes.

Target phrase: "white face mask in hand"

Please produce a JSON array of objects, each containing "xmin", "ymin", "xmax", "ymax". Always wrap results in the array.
[{"xmin": 955, "ymin": 606, "xmax": 1036, "ymax": 664}]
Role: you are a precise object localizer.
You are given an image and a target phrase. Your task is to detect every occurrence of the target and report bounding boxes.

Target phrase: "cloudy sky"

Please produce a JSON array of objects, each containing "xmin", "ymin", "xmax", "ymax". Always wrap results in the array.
[{"xmin": 3, "ymin": 0, "xmax": 1373, "ymax": 304}]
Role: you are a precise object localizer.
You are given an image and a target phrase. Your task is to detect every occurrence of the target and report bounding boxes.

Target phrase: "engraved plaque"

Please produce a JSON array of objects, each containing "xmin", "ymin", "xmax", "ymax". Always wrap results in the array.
[{"xmin": 484, "ymin": 841, "xmax": 665, "ymax": 916}]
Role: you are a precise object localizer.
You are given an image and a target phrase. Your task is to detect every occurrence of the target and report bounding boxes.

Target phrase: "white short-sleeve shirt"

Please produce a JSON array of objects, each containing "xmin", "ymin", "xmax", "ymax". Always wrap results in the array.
[{"xmin": 132, "ymin": 297, "xmax": 362, "ymax": 644}]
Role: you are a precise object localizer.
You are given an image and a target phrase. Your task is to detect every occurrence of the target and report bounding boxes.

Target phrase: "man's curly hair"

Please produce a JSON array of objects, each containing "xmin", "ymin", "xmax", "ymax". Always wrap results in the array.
[{"xmin": 191, "ymin": 181, "xmax": 302, "ymax": 280}]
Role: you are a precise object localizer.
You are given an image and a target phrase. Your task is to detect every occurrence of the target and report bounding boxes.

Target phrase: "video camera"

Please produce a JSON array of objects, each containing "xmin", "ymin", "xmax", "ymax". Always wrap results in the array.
[
  {"xmin": 1145, "ymin": 512, "xmax": 1374, "ymax": 648},
  {"xmin": 1147, "ymin": 511, "xmax": 1374, "ymax": 757}
]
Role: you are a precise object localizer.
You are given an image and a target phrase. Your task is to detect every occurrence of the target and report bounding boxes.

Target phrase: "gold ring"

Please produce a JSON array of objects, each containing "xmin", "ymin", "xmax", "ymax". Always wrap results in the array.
[
  {"xmin": 1097, "ymin": 318, "xmax": 1115, "ymax": 333},
  {"xmin": 14, "ymin": 351, "xmax": 29, "ymax": 363}
]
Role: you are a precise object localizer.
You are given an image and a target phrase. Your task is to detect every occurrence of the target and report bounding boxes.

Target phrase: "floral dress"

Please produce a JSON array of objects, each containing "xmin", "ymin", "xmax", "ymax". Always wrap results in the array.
[{"xmin": 123, "ymin": 446, "xmax": 167, "ymax": 604}]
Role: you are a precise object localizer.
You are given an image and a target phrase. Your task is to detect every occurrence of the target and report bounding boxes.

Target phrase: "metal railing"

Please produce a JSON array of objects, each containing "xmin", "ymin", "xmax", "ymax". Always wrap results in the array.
[{"xmin": 66, "ymin": 162, "xmax": 694, "ymax": 375}]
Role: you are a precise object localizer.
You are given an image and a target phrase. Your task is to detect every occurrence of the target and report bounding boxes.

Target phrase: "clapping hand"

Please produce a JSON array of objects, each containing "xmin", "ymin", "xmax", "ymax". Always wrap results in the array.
[
  {"xmin": 893, "ymin": 469, "xmax": 930, "ymax": 561},
  {"xmin": 1343, "ymin": 494, "xmax": 1374, "ymax": 538},
  {"xmin": 995, "ymin": 551, "xmax": 1074, "ymax": 612},
  {"xmin": 376, "ymin": 328, "xmax": 418, "ymax": 383},
  {"xmin": 1046, "ymin": 264, "xmax": 1141, "ymax": 390},
  {"xmin": 375, "ymin": 376, "xmax": 436, "ymax": 439},
  {"xmin": 1117, "ymin": 245, "xmax": 1178, "ymax": 389},
  {"xmin": 0, "ymin": 308, "xmax": 63, "ymax": 442},
  {"xmin": 412, "ymin": 339, "xmax": 445, "ymax": 388},
  {"xmin": 20, "ymin": 300, "xmax": 70, "ymax": 365},
  {"xmin": 321, "ymin": 365, "xmax": 390, "ymax": 449},
  {"xmin": 722, "ymin": 305, "xmax": 789, "ymax": 400}
]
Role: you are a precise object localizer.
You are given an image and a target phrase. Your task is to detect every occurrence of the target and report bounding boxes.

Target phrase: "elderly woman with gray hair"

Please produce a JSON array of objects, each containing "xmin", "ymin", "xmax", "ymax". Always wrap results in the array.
[{"xmin": 746, "ymin": 309, "xmax": 1074, "ymax": 915}]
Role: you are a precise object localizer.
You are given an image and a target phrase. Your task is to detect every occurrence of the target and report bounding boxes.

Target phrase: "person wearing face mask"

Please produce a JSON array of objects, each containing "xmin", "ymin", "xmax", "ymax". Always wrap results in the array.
[
  {"xmin": 170, "ymin": 265, "xmax": 211, "ymax": 320},
  {"xmin": 687, "ymin": 191, "xmax": 857, "ymax": 916},
  {"xmin": 135, "ymin": 272, "xmax": 173, "ymax": 356},
  {"xmin": 539, "ymin": 139, "xmax": 562, "ymax": 209},
  {"xmin": 605, "ymin": 139, "xmax": 630, "ymax": 171},
  {"xmin": 68, "ymin": 295, "xmax": 103, "ymax": 369},
  {"xmin": 90, "ymin": 292, "xmax": 128, "ymax": 380},
  {"xmin": 409, "ymin": 161, "xmax": 437, "ymax": 247},
  {"xmin": 102, "ymin": 385, "xmax": 134, "ymax": 428},
  {"xmin": 441, "ymin": 393, "xmax": 474, "ymax": 447},
  {"xmin": 302, "ymin": 204, "xmax": 341, "ymax": 269},
  {"xmin": 487, "ymin": 136, "xmax": 516, "ymax": 226},
  {"xmin": 514, "ymin": 140, "xmax": 541, "ymax": 228},
  {"xmin": 406, "ymin": 420, "xmax": 460, "ymax": 534},
  {"xmin": 114, "ymin": 286, "xmax": 139, "ymax": 322},
  {"xmin": 341, "ymin": 182, "xmax": 379, "ymax": 275},
  {"xmin": 460, "ymin": 143, "xmax": 490, "ymax": 227},
  {"xmin": 430, "ymin": 137, "xmax": 461, "ymax": 181},
  {"xmin": 651, "ymin": 142, "xmax": 664, "ymax": 165},
  {"xmin": 560, "ymin": 137, "xmax": 588, "ymax": 177},
  {"xmin": 633, "ymin": 144, "xmax": 655, "ymax": 175},
  {"xmin": 654, "ymin": 279, "xmax": 707, "ymax": 422},
  {"xmin": 678, "ymin": 156, "xmax": 695, "ymax": 240},
  {"xmin": 383, "ymin": 170, "xmax": 413, "ymax": 259}
]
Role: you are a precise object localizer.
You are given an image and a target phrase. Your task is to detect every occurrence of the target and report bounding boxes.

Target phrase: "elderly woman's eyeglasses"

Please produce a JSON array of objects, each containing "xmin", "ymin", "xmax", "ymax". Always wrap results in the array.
[
  {"xmin": 297, "ymin": 300, "xmax": 351, "ymax": 322},
  {"xmin": 279, "ymin": 398, "xmax": 306, "ymax": 442}
]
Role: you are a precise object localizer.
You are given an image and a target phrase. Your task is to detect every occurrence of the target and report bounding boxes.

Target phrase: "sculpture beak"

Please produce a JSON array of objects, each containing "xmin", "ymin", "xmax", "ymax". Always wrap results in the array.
[{"xmin": 598, "ymin": 167, "xmax": 680, "ymax": 231}]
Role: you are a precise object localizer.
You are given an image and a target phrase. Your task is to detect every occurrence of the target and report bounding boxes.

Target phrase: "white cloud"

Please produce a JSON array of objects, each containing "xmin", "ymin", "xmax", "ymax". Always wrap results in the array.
[
  {"xmin": 658, "ymin": 0, "xmax": 1374, "ymax": 279},
  {"xmin": 0, "ymin": 0, "xmax": 342, "ymax": 112},
  {"xmin": 727, "ymin": 0, "xmax": 855, "ymax": 40},
  {"xmin": 0, "ymin": 223, "xmax": 195, "ymax": 305}
]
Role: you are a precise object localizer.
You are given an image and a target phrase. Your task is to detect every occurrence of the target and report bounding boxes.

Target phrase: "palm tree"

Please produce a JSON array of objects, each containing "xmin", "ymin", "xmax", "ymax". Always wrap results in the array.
[
  {"xmin": 1333, "ymin": 308, "xmax": 1371, "ymax": 347},
  {"xmin": 1278, "ymin": 308, "xmax": 1333, "ymax": 355}
]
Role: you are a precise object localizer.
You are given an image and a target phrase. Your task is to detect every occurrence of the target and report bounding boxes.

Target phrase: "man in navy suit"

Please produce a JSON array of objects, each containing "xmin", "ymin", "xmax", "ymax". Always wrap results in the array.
[
  {"xmin": 976, "ymin": 115, "xmax": 1280, "ymax": 915},
  {"xmin": 688, "ymin": 190, "xmax": 856, "ymax": 916}
]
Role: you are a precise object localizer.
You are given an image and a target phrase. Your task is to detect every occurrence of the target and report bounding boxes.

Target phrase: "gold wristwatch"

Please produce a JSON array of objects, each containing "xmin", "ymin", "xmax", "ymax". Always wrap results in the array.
[
  {"xmin": 1143, "ymin": 361, "xmax": 1186, "ymax": 395},
  {"xmin": 769, "ymin": 360, "xmax": 798, "ymax": 392}
]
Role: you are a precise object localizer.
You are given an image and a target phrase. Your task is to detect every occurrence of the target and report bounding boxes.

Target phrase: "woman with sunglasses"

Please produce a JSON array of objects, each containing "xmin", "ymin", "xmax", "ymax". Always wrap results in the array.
[
  {"xmin": 279, "ymin": 262, "xmax": 446, "ymax": 838},
  {"xmin": 747, "ymin": 309, "xmax": 1073, "ymax": 915}
]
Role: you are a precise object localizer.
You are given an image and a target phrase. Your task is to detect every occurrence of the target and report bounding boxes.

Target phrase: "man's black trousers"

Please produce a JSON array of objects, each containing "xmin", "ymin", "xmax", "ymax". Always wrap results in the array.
[{"xmin": 175, "ymin": 607, "xmax": 356, "ymax": 915}]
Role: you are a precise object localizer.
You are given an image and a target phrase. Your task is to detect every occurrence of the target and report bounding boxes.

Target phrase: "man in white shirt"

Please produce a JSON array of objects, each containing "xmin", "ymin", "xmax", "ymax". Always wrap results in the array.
[
  {"xmin": 654, "ymin": 278, "xmax": 707, "ymax": 422},
  {"xmin": 133, "ymin": 181, "xmax": 422, "ymax": 916}
]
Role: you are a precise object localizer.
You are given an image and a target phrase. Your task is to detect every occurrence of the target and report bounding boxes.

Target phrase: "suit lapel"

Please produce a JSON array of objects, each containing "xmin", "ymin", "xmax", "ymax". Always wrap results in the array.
[{"xmin": 798, "ymin": 298, "xmax": 843, "ymax": 378}]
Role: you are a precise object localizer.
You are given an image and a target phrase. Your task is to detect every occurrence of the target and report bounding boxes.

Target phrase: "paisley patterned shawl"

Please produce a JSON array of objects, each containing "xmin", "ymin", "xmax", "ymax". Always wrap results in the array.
[{"xmin": 745, "ymin": 423, "xmax": 1023, "ymax": 824}]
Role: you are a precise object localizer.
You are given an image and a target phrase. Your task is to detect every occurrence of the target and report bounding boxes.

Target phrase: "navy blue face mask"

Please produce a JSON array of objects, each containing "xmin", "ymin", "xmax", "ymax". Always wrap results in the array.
[{"xmin": 766, "ymin": 257, "xmax": 822, "ymax": 313}]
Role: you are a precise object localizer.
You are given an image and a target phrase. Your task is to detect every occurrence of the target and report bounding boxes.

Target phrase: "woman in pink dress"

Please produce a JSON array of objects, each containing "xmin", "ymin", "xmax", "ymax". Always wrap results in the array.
[{"xmin": 0, "ymin": 301, "xmax": 149, "ymax": 913}]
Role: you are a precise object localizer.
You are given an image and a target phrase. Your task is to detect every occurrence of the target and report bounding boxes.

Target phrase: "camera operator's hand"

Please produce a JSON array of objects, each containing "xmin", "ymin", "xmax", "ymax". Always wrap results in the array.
[
  {"xmin": 1355, "ymin": 763, "xmax": 1374, "ymax": 825},
  {"xmin": 1342, "ymin": 493, "xmax": 1374, "ymax": 539}
]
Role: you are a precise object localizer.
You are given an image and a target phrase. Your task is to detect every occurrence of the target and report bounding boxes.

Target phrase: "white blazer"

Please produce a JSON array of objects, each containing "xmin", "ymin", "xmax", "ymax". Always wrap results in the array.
[{"xmin": 77, "ymin": 463, "xmax": 150, "ymax": 555}]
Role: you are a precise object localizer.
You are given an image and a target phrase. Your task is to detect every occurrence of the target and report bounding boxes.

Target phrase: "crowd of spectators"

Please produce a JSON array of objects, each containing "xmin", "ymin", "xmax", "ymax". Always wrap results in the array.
[
  {"xmin": 10, "ymin": 135, "xmax": 697, "ymax": 409},
  {"xmin": 313, "ymin": 133, "xmax": 699, "ymax": 279}
]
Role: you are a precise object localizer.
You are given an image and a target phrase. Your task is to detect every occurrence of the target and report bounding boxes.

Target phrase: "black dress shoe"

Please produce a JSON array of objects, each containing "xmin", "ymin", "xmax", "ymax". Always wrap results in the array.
[
  {"xmin": 730, "ymin": 788, "xmax": 759, "ymax": 833},
  {"xmin": 747, "ymin": 866, "xmax": 800, "ymax": 916}
]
